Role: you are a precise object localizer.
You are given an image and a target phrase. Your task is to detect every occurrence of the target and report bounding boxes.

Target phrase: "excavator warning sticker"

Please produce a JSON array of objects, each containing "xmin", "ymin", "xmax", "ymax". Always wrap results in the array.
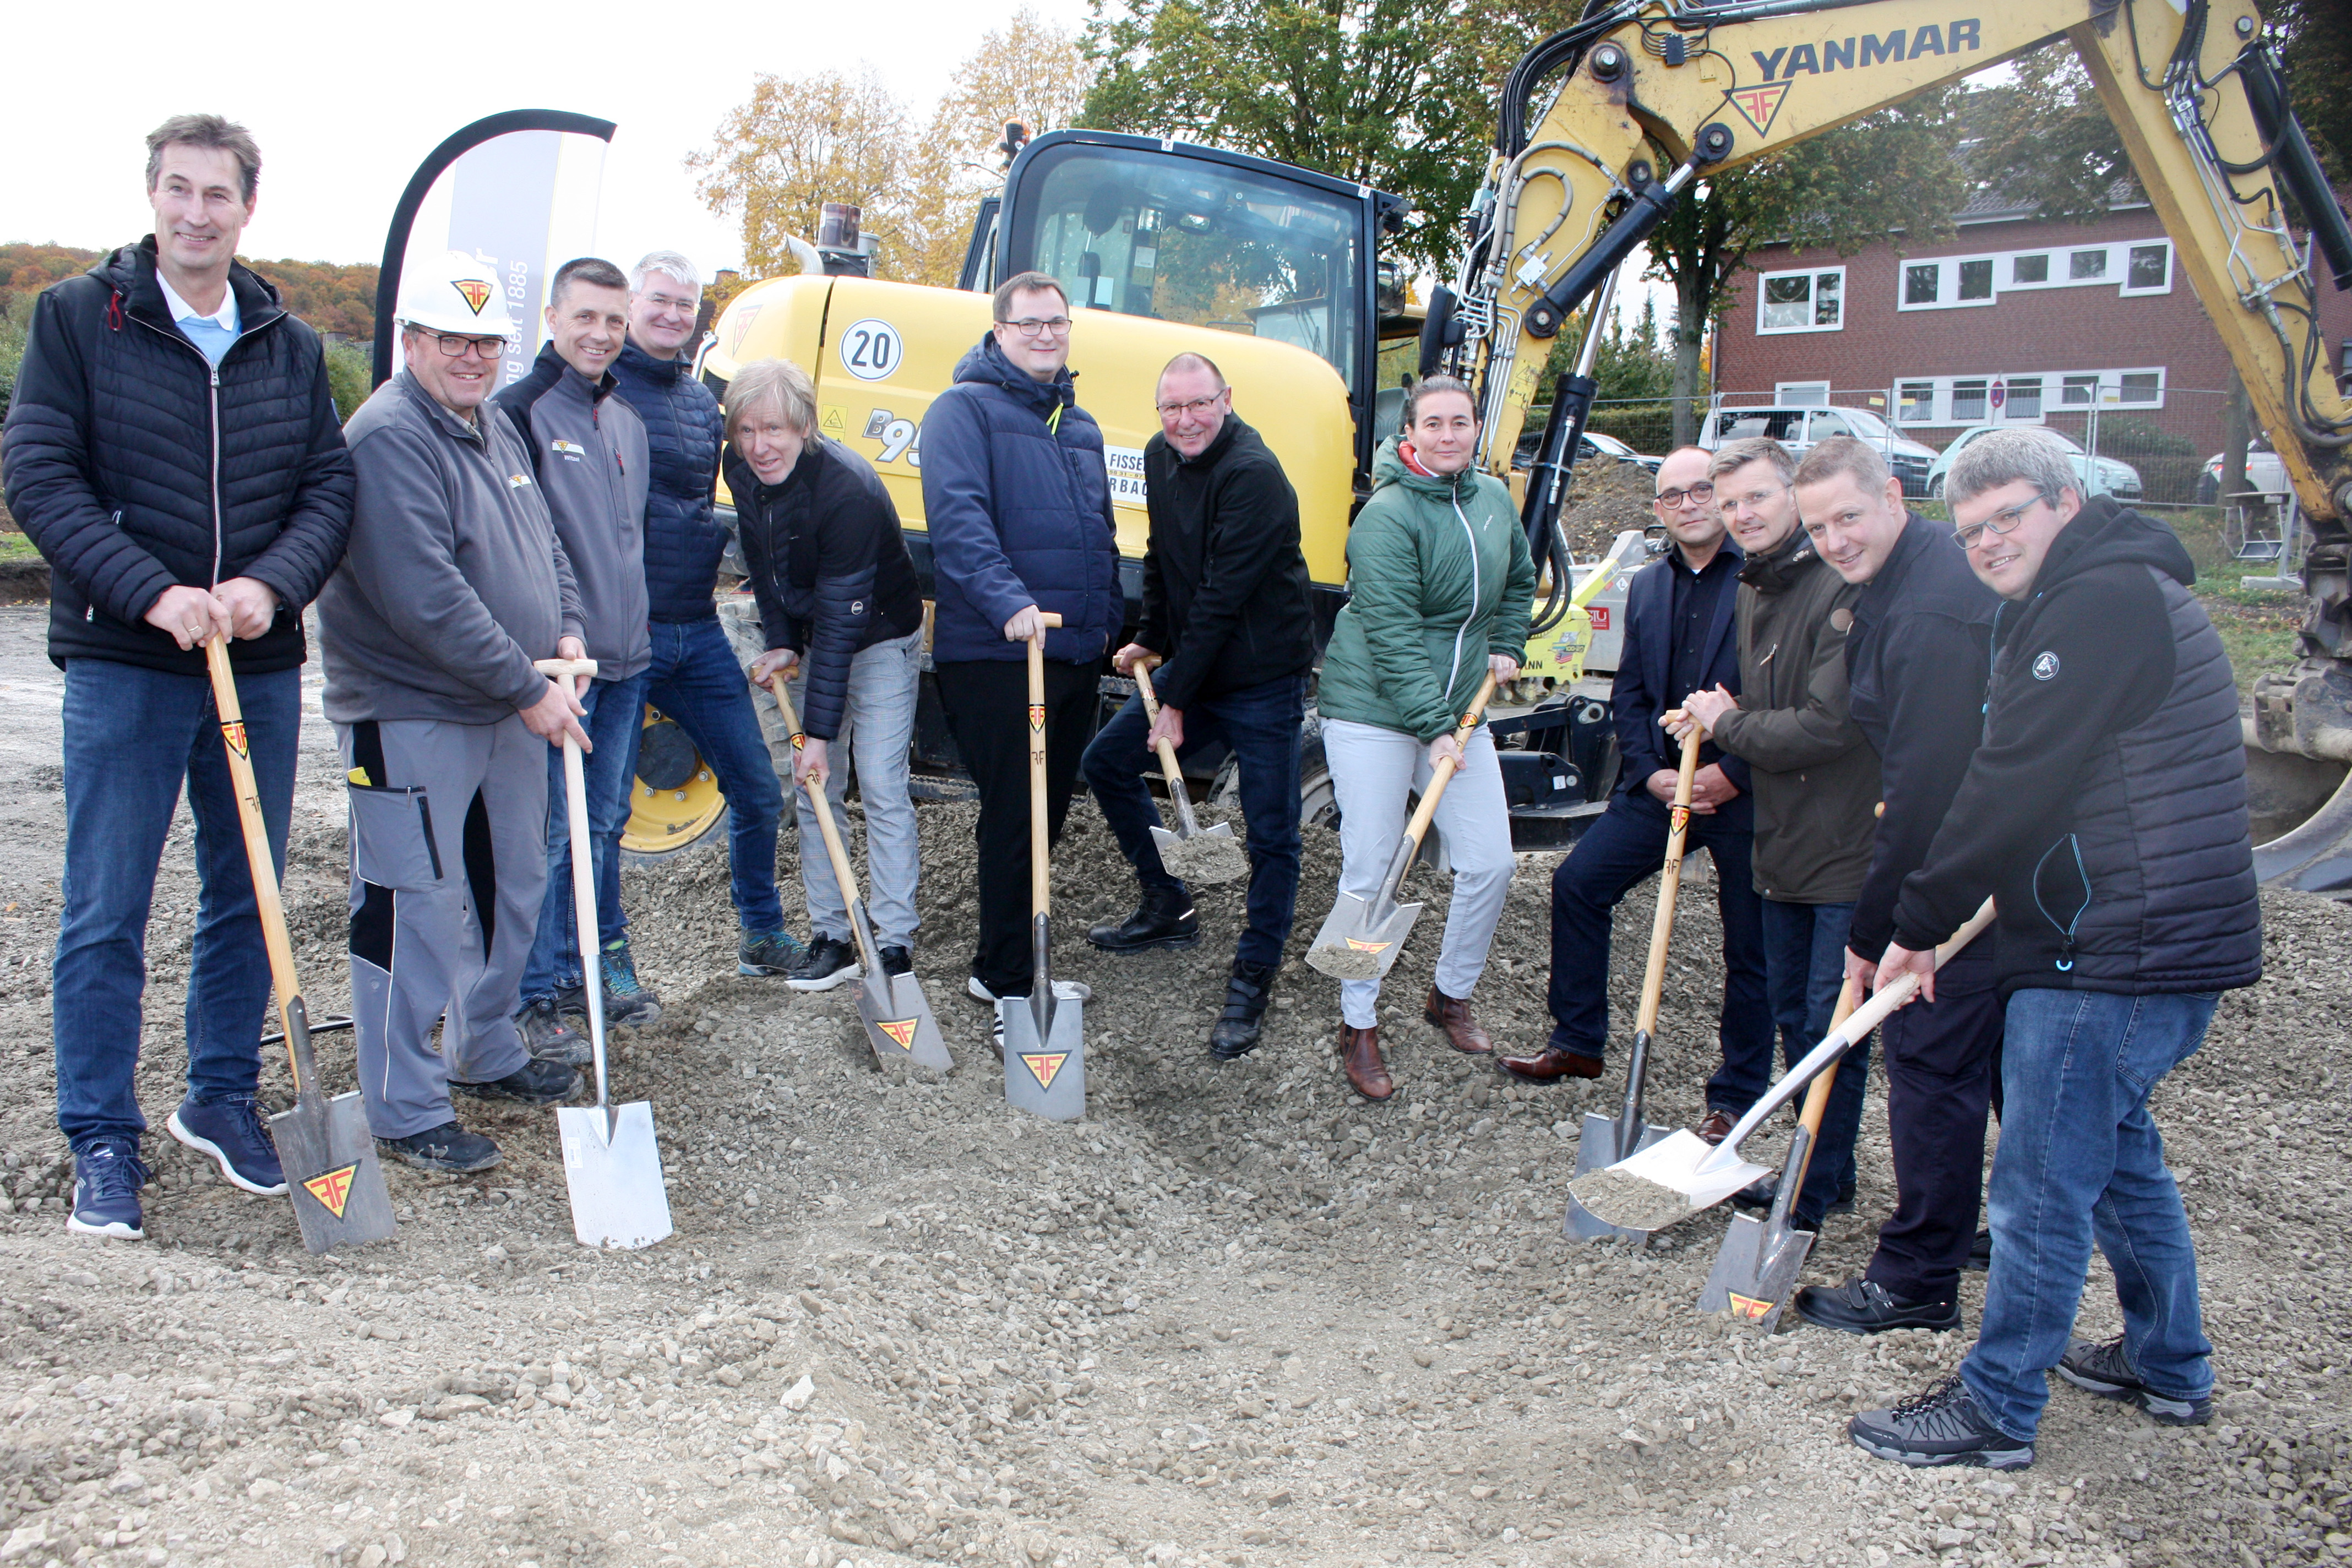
[
  {"xmin": 302, "ymin": 1163, "xmax": 358, "ymax": 1219},
  {"xmin": 1727, "ymin": 1292, "xmax": 1774, "ymax": 1321},
  {"xmin": 1021, "ymin": 1052, "xmax": 1070, "ymax": 1091},
  {"xmin": 1726, "ymin": 81, "xmax": 1791, "ymax": 138},
  {"xmin": 878, "ymin": 1019, "xmax": 918, "ymax": 1052},
  {"xmin": 821, "ymin": 406, "xmax": 846, "ymax": 435},
  {"xmin": 1103, "ymin": 446, "xmax": 1148, "ymax": 507},
  {"xmin": 220, "ymin": 720, "xmax": 249, "ymax": 760}
]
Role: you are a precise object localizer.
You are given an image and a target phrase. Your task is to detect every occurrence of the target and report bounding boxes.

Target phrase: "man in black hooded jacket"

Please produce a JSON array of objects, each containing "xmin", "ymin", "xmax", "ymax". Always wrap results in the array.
[{"xmin": 1849, "ymin": 428, "xmax": 2261, "ymax": 1471}]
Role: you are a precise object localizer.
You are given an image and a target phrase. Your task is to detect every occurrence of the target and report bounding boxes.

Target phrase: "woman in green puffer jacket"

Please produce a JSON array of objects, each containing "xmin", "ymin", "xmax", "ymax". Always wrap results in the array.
[{"xmin": 1316, "ymin": 375, "xmax": 1535, "ymax": 1102}]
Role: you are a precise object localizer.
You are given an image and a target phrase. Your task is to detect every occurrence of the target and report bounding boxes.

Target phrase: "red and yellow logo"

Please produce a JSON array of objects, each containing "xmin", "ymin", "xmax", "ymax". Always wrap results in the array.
[
  {"xmin": 1028, "ymin": 705, "xmax": 1045, "ymax": 732},
  {"xmin": 302, "ymin": 1163, "xmax": 359, "ymax": 1219},
  {"xmin": 1020, "ymin": 1051, "xmax": 1069, "ymax": 1090},
  {"xmin": 1670, "ymin": 805, "xmax": 1690, "ymax": 835},
  {"xmin": 876, "ymin": 1019, "xmax": 918, "ymax": 1052},
  {"xmin": 451, "ymin": 277, "xmax": 494, "ymax": 315},
  {"xmin": 1727, "ymin": 81, "xmax": 1791, "ymax": 138},
  {"xmin": 1346, "ymin": 937, "xmax": 1390, "ymax": 953},
  {"xmin": 1727, "ymin": 1292, "xmax": 1774, "ymax": 1321},
  {"xmin": 220, "ymin": 720, "xmax": 249, "ymax": 760}
]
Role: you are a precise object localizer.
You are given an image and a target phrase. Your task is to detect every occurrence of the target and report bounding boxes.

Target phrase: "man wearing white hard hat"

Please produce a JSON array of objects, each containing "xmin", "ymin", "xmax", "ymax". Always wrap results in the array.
[{"xmin": 315, "ymin": 251, "xmax": 587, "ymax": 1173}]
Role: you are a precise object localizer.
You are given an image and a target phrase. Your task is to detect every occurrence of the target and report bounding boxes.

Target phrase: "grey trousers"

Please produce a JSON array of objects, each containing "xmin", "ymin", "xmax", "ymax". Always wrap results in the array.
[
  {"xmin": 785, "ymin": 630, "xmax": 925, "ymax": 951},
  {"xmin": 339, "ymin": 715, "xmax": 545, "ymax": 1139}
]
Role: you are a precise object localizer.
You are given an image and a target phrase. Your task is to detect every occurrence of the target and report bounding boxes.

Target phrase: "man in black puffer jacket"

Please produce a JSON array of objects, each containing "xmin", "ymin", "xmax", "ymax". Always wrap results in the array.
[
  {"xmin": 1850, "ymin": 429, "xmax": 2261, "ymax": 1472},
  {"xmin": 0, "ymin": 115, "xmax": 353, "ymax": 1240}
]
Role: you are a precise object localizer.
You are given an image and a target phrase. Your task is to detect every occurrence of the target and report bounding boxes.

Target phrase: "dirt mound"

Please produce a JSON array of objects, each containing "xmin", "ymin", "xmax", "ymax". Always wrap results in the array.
[{"xmin": 1558, "ymin": 459, "xmax": 1658, "ymax": 558}]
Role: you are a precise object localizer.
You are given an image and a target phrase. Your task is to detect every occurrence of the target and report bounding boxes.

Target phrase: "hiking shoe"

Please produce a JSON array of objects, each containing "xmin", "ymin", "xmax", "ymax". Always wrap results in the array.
[
  {"xmin": 1793, "ymin": 1277, "xmax": 1962, "ymax": 1335},
  {"xmin": 2056, "ymin": 1335, "xmax": 2212, "ymax": 1425},
  {"xmin": 1965, "ymin": 1227, "xmax": 1992, "ymax": 1273},
  {"xmin": 879, "ymin": 945, "xmax": 914, "ymax": 979},
  {"xmin": 1086, "ymin": 884, "xmax": 1199, "ymax": 952},
  {"xmin": 166, "ymin": 1093, "xmax": 287, "ymax": 1195},
  {"xmin": 1849, "ymin": 1376, "xmax": 2034, "ymax": 1469},
  {"xmin": 67, "ymin": 1144, "xmax": 150, "ymax": 1240},
  {"xmin": 378, "ymin": 1121, "xmax": 503, "ymax": 1174},
  {"xmin": 450, "ymin": 1058, "xmax": 578, "ymax": 1106},
  {"xmin": 968, "ymin": 975, "xmax": 1090, "ymax": 1005},
  {"xmin": 787, "ymin": 935, "xmax": 861, "ymax": 993},
  {"xmin": 738, "ymin": 928, "xmax": 809, "ymax": 977},
  {"xmin": 595, "ymin": 938, "xmax": 663, "ymax": 1026},
  {"xmin": 515, "ymin": 998, "xmax": 591, "ymax": 1068}
]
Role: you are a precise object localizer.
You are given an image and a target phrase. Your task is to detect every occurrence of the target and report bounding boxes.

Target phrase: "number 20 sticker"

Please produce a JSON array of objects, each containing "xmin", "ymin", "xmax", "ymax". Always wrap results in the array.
[{"xmin": 839, "ymin": 318, "xmax": 902, "ymax": 382}]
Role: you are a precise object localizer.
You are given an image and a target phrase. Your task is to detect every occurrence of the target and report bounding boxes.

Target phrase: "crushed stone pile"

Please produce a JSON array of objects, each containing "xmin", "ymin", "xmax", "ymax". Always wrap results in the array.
[{"xmin": 1558, "ymin": 459, "xmax": 1659, "ymax": 559}]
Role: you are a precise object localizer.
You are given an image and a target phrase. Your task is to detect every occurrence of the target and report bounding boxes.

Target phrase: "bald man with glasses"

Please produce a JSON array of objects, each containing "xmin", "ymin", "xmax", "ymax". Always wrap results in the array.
[{"xmin": 1502, "ymin": 447, "xmax": 1770, "ymax": 1125}]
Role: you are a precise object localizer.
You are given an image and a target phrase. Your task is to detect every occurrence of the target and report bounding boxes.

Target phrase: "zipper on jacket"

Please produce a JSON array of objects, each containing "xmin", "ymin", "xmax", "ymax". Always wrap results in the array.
[
  {"xmin": 208, "ymin": 368, "xmax": 224, "ymax": 590},
  {"xmin": 1444, "ymin": 476, "xmax": 1483, "ymax": 710}
]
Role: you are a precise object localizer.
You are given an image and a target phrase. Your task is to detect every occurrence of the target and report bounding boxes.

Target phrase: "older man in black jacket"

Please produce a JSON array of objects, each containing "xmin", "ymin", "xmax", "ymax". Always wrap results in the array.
[
  {"xmin": 1082, "ymin": 352, "xmax": 1316, "ymax": 1059},
  {"xmin": 1776, "ymin": 437, "xmax": 2003, "ymax": 1336},
  {"xmin": 1, "ymin": 115, "xmax": 354, "ymax": 1239}
]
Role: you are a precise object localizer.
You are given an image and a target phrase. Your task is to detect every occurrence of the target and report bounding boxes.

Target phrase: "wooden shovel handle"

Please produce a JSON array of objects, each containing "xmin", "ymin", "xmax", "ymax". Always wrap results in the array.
[
  {"xmin": 533, "ymin": 657, "xmax": 600, "ymax": 680},
  {"xmin": 771, "ymin": 682, "xmax": 867, "ymax": 942},
  {"xmin": 1131, "ymin": 657, "xmax": 1186, "ymax": 793},
  {"xmin": 1398, "ymin": 671, "xmax": 1500, "ymax": 856},
  {"xmin": 1632, "ymin": 725, "xmax": 1705, "ymax": 1036},
  {"xmin": 1781, "ymin": 973, "xmax": 1866, "ymax": 1210},
  {"xmin": 204, "ymin": 640, "xmax": 305, "ymax": 1087},
  {"xmin": 1027, "ymin": 613, "xmax": 1064, "ymax": 915}
]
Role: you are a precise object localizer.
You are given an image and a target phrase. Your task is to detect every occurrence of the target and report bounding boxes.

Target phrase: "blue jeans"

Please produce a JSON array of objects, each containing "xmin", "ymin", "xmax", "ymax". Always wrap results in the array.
[
  {"xmin": 1961, "ymin": 988, "xmax": 2217, "ymax": 1441},
  {"xmin": 1081, "ymin": 674, "xmax": 1306, "ymax": 970},
  {"xmin": 520, "ymin": 671, "xmax": 646, "ymax": 1007},
  {"xmin": 1757, "ymin": 897, "xmax": 1866, "ymax": 1224},
  {"xmin": 53, "ymin": 657, "xmax": 300, "ymax": 1153},
  {"xmin": 643, "ymin": 616, "xmax": 784, "ymax": 932}
]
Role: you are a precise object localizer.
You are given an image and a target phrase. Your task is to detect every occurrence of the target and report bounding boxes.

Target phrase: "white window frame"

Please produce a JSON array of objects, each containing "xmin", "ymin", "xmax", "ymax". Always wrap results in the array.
[
  {"xmin": 1776, "ymin": 381, "xmax": 1832, "ymax": 406},
  {"xmin": 2120, "ymin": 242, "xmax": 2174, "ymax": 296},
  {"xmin": 1894, "ymin": 238, "xmax": 2174, "ymax": 311},
  {"xmin": 1892, "ymin": 367, "xmax": 2169, "ymax": 427},
  {"xmin": 1755, "ymin": 266, "xmax": 1847, "ymax": 335}
]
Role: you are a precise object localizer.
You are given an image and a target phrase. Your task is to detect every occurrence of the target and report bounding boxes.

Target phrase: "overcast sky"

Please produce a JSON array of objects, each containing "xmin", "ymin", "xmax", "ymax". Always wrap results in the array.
[{"xmin": 6, "ymin": 0, "xmax": 1093, "ymax": 277}]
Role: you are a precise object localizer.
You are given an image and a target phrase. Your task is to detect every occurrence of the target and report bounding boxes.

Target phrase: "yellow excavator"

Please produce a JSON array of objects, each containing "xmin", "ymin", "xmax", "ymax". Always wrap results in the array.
[{"xmin": 631, "ymin": 0, "xmax": 2352, "ymax": 894}]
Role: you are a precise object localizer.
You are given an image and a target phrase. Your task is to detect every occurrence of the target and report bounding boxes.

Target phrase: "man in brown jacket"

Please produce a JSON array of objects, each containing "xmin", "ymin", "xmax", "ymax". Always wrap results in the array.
[{"xmin": 1675, "ymin": 435, "xmax": 1881, "ymax": 1232}]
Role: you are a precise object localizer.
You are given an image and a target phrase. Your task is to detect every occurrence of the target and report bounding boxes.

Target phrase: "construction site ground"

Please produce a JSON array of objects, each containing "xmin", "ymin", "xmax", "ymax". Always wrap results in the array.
[{"xmin": 0, "ymin": 600, "xmax": 2345, "ymax": 1568}]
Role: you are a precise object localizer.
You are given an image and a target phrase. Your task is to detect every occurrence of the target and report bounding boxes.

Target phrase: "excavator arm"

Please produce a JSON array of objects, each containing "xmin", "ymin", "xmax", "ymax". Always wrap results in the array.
[{"xmin": 1441, "ymin": 0, "xmax": 2352, "ymax": 888}]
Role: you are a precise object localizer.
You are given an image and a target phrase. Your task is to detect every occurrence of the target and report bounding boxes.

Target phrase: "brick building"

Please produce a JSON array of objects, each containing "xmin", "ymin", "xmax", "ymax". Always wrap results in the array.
[{"xmin": 1712, "ymin": 188, "xmax": 2352, "ymax": 464}]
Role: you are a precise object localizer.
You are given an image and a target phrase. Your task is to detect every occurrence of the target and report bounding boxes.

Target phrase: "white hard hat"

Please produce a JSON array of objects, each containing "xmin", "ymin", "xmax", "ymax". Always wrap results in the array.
[{"xmin": 395, "ymin": 250, "xmax": 518, "ymax": 337}]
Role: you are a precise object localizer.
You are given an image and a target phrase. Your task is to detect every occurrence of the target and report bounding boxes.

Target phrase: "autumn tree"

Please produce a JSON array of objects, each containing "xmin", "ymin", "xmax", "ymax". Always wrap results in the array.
[{"xmin": 690, "ymin": 68, "xmax": 915, "ymax": 281}]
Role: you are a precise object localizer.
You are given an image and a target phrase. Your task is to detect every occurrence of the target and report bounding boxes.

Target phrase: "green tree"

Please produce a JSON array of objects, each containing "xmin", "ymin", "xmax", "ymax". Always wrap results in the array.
[
  {"xmin": 2276, "ymin": 0, "xmax": 2351, "ymax": 182},
  {"xmin": 1081, "ymin": 0, "xmax": 1528, "ymax": 270},
  {"xmin": 691, "ymin": 68, "xmax": 917, "ymax": 282},
  {"xmin": 322, "ymin": 339, "xmax": 371, "ymax": 423}
]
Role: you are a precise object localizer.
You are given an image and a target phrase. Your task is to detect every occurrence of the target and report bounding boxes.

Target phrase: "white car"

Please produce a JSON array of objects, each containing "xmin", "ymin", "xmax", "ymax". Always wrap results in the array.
[
  {"xmin": 2198, "ymin": 443, "xmax": 2290, "ymax": 504},
  {"xmin": 1925, "ymin": 424, "xmax": 2143, "ymax": 502},
  {"xmin": 1701, "ymin": 404, "xmax": 1937, "ymax": 496}
]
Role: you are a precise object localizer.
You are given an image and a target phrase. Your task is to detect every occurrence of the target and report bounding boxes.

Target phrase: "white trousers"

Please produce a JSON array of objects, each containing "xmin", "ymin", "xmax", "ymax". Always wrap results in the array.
[{"xmin": 1323, "ymin": 718, "xmax": 1516, "ymax": 1028}]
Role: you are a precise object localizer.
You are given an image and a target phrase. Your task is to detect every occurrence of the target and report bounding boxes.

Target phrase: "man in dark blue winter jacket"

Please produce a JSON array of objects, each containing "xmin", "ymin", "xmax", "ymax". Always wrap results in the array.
[
  {"xmin": 921, "ymin": 271, "xmax": 1123, "ymax": 1048},
  {"xmin": 1849, "ymin": 428, "xmax": 2261, "ymax": 1470},
  {"xmin": 0, "ymin": 115, "xmax": 354, "ymax": 1239}
]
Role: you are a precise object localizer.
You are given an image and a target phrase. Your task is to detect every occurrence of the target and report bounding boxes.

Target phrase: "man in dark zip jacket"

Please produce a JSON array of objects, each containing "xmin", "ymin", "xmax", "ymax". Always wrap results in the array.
[
  {"xmin": 1850, "ymin": 429, "xmax": 2261, "ymax": 1471},
  {"xmin": 493, "ymin": 259, "xmax": 655, "ymax": 1049},
  {"xmin": 921, "ymin": 271, "xmax": 1122, "ymax": 1044},
  {"xmin": 0, "ymin": 116, "xmax": 353, "ymax": 1240},
  {"xmin": 1082, "ymin": 352, "xmax": 1316, "ymax": 1060},
  {"xmin": 1778, "ymin": 437, "xmax": 2003, "ymax": 1337}
]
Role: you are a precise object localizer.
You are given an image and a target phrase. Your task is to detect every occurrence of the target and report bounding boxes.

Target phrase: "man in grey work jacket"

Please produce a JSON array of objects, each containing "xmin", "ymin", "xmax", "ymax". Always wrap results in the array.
[
  {"xmin": 493, "ymin": 258, "xmax": 655, "ymax": 1054},
  {"xmin": 317, "ymin": 252, "xmax": 587, "ymax": 1174}
]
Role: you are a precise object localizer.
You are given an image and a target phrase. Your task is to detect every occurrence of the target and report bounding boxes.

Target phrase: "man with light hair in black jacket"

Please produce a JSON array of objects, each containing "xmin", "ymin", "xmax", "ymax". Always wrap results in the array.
[{"xmin": 1849, "ymin": 427, "xmax": 2261, "ymax": 1471}]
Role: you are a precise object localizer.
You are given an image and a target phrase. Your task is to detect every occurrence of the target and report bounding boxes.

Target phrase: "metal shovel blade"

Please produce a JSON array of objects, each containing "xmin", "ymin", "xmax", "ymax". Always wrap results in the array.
[
  {"xmin": 1562, "ymin": 1110, "xmax": 1675, "ymax": 1240},
  {"xmin": 1304, "ymin": 891, "xmax": 1423, "ymax": 981},
  {"xmin": 557, "ymin": 1102, "xmax": 673, "ymax": 1250},
  {"xmin": 1698, "ymin": 1211, "xmax": 1817, "ymax": 1331},
  {"xmin": 273, "ymin": 1090, "xmax": 396, "ymax": 1253},
  {"xmin": 856, "ymin": 970, "xmax": 954, "ymax": 1077},
  {"xmin": 1565, "ymin": 1129, "xmax": 1774, "ymax": 1233},
  {"xmin": 1001, "ymin": 994, "xmax": 1085, "ymax": 1120},
  {"xmin": 1152, "ymin": 820, "xmax": 1249, "ymax": 885}
]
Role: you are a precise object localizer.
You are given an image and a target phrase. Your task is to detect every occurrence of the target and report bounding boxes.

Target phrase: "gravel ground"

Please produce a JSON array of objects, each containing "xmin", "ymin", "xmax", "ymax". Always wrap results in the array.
[{"xmin": 0, "ymin": 599, "xmax": 2345, "ymax": 1568}]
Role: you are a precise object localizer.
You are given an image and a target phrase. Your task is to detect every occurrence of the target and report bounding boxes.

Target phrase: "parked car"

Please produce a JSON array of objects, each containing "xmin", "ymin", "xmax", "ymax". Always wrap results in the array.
[
  {"xmin": 1512, "ymin": 424, "xmax": 1664, "ymax": 473},
  {"xmin": 1700, "ymin": 404, "xmax": 1937, "ymax": 497},
  {"xmin": 1924, "ymin": 424, "xmax": 2143, "ymax": 502},
  {"xmin": 2196, "ymin": 441, "xmax": 2290, "ymax": 504}
]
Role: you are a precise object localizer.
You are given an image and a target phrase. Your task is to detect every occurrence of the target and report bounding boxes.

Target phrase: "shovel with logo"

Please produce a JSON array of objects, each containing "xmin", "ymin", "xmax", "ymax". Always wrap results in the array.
[{"xmin": 1002, "ymin": 614, "xmax": 1085, "ymax": 1119}]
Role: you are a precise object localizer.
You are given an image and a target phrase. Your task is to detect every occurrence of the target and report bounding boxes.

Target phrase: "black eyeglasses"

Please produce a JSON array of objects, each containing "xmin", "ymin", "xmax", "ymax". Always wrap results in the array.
[
  {"xmin": 413, "ymin": 329, "xmax": 509, "ymax": 360},
  {"xmin": 1953, "ymin": 490, "xmax": 2049, "ymax": 550},
  {"xmin": 997, "ymin": 316, "xmax": 1072, "ymax": 338},
  {"xmin": 1654, "ymin": 482, "xmax": 1715, "ymax": 509}
]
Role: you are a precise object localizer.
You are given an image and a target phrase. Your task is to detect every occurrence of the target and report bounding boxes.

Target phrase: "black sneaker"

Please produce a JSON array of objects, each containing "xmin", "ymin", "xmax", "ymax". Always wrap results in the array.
[
  {"xmin": 2056, "ymin": 1335, "xmax": 2211, "ymax": 1425},
  {"xmin": 989, "ymin": 1003, "xmax": 1008, "ymax": 1062},
  {"xmin": 1965, "ymin": 1227, "xmax": 1992, "ymax": 1272},
  {"xmin": 879, "ymin": 945, "xmax": 914, "ymax": 979},
  {"xmin": 787, "ymin": 935, "xmax": 861, "ymax": 992},
  {"xmin": 1208, "ymin": 959, "xmax": 1279, "ymax": 1060},
  {"xmin": 450, "ymin": 1058, "xmax": 578, "ymax": 1105},
  {"xmin": 1794, "ymin": 1277, "xmax": 1962, "ymax": 1335},
  {"xmin": 1086, "ymin": 884, "xmax": 1199, "ymax": 953},
  {"xmin": 379, "ymin": 1121, "xmax": 503, "ymax": 1174},
  {"xmin": 66, "ymin": 1144, "xmax": 150, "ymax": 1240},
  {"xmin": 738, "ymin": 928, "xmax": 809, "ymax": 977},
  {"xmin": 167, "ymin": 1093, "xmax": 287, "ymax": 1195},
  {"xmin": 1849, "ymin": 1375, "xmax": 2034, "ymax": 1469},
  {"xmin": 515, "ymin": 998, "xmax": 591, "ymax": 1068}
]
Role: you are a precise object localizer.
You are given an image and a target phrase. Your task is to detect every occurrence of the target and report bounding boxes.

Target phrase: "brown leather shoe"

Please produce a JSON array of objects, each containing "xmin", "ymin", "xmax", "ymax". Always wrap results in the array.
[
  {"xmin": 1496, "ymin": 1046, "xmax": 1605, "ymax": 1084},
  {"xmin": 1695, "ymin": 1109, "xmax": 1737, "ymax": 1145},
  {"xmin": 1423, "ymin": 986, "xmax": 1493, "ymax": 1055},
  {"xmin": 1337, "ymin": 1023, "xmax": 1394, "ymax": 1101}
]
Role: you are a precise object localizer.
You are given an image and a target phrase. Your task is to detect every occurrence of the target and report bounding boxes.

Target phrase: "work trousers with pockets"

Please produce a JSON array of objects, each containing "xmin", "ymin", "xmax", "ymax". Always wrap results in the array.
[
  {"xmin": 784, "ymin": 630, "xmax": 926, "ymax": 952},
  {"xmin": 1323, "ymin": 718, "xmax": 1515, "ymax": 1031},
  {"xmin": 933, "ymin": 656, "xmax": 1099, "ymax": 999},
  {"xmin": 52, "ymin": 658, "xmax": 298, "ymax": 1156},
  {"xmin": 1863, "ymin": 940, "xmax": 2005, "ymax": 1305},
  {"xmin": 339, "ymin": 715, "xmax": 545, "ymax": 1140}
]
